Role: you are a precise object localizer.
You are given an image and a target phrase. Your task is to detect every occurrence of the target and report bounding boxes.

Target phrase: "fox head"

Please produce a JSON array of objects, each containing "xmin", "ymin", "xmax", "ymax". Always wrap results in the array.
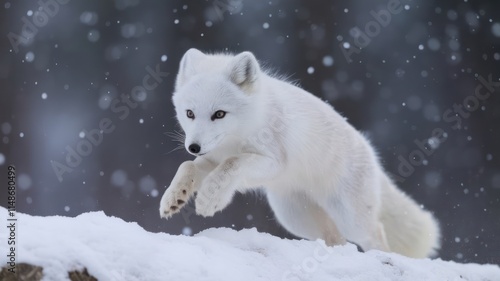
[{"xmin": 172, "ymin": 48, "xmax": 263, "ymax": 156}]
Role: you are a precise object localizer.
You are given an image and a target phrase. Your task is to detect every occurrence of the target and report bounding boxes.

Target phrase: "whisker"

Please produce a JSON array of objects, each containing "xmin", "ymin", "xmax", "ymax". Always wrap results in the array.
[
  {"xmin": 163, "ymin": 128, "xmax": 186, "ymax": 155},
  {"xmin": 164, "ymin": 130, "xmax": 185, "ymax": 143},
  {"xmin": 164, "ymin": 145, "xmax": 185, "ymax": 155}
]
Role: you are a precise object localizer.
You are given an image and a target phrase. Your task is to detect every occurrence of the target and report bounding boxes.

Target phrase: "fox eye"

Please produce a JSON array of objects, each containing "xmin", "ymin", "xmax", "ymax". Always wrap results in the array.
[
  {"xmin": 186, "ymin": 110, "xmax": 195, "ymax": 119},
  {"xmin": 211, "ymin": 110, "xmax": 226, "ymax": 120}
]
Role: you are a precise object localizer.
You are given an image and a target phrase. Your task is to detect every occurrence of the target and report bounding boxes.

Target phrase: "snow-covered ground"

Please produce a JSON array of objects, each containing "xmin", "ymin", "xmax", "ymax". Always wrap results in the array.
[{"xmin": 0, "ymin": 207, "xmax": 498, "ymax": 281}]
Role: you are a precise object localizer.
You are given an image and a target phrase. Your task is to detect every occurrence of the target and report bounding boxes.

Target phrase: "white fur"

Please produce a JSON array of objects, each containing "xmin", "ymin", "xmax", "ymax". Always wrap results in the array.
[{"xmin": 160, "ymin": 48, "xmax": 441, "ymax": 258}]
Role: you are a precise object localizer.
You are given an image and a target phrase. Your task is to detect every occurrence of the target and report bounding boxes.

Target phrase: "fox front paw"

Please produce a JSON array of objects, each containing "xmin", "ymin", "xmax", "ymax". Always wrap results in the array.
[
  {"xmin": 159, "ymin": 184, "xmax": 191, "ymax": 219},
  {"xmin": 194, "ymin": 195, "xmax": 219, "ymax": 217},
  {"xmin": 194, "ymin": 188, "xmax": 233, "ymax": 217}
]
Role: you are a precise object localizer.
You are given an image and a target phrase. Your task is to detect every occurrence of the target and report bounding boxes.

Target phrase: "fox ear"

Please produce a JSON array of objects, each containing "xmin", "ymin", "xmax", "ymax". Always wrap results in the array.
[
  {"xmin": 228, "ymin": 52, "xmax": 260, "ymax": 87},
  {"xmin": 176, "ymin": 48, "xmax": 205, "ymax": 89}
]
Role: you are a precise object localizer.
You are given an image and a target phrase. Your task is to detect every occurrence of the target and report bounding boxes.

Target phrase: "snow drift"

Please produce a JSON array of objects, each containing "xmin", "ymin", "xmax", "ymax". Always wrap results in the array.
[{"xmin": 0, "ymin": 207, "xmax": 498, "ymax": 281}]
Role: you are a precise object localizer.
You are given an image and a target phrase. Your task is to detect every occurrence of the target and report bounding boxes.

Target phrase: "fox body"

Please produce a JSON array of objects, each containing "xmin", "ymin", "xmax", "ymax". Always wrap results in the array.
[{"xmin": 160, "ymin": 48, "xmax": 440, "ymax": 258}]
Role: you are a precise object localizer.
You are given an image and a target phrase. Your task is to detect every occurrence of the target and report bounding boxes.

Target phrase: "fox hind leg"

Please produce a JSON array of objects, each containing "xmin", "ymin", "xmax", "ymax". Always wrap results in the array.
[
  {"xmin": 266, "ymin": 189, "xmax": 346, "ymax": 246},
  {"xmin": 320, "ymin": 192, "xmax": 390, "ymax": 253}
]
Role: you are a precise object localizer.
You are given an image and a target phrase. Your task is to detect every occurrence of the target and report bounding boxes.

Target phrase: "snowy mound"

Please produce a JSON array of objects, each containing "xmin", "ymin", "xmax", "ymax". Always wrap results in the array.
[{"xmin": 0, "ymin": 208, "xmax": 498, "ymax": 281}]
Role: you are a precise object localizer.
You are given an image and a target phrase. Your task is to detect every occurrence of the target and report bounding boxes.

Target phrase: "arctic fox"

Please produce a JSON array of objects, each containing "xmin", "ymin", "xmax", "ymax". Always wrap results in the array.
[{"xmin": 159, "ymin": 48, "xmax": 441, "ymax": 258}]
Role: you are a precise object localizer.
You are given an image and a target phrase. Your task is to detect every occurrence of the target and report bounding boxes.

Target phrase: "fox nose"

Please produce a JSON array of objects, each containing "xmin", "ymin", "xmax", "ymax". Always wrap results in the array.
[{"xmin": 188, "ymin": 143, "xmax": 201, "ymax": 154}]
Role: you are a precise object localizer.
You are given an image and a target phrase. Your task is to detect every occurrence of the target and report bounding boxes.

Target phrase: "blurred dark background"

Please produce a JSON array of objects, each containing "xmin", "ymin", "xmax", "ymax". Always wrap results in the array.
[{"xmin": 0, "ymin": 0, "xmax": 499, "ymax": 265}]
